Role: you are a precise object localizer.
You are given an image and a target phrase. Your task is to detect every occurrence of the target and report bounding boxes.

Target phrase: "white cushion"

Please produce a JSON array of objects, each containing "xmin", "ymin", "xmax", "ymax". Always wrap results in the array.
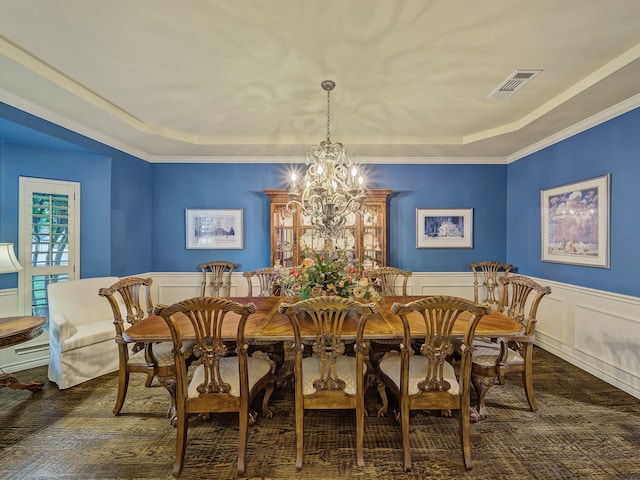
[
  {"xmin": 378, "ymin": 351, "xmax": 459, "ymax": 395},
  {"xmin": 187, "ymin": 355, "xmax": 272, "ymax": 398},
  {"xmin": 472, "ymin": 339, "xmax": 524, "ymax": 367},
  {"xmin": 48, "ymin": 277, "xmax": 120, "ymax": 328},
  {"xmin": 61, "ymin": 321, "xmax": 114, "ymax": 352},
  {"xmin": 301, "ymin": 355, "xmax": 367, "ymax": 396}
]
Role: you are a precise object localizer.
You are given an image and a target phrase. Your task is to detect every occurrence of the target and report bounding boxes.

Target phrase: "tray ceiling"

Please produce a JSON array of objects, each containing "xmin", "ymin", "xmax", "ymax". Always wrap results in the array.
[{"xmin": 1, "ymin": 0, "xmax": 640, "ymax": 163}]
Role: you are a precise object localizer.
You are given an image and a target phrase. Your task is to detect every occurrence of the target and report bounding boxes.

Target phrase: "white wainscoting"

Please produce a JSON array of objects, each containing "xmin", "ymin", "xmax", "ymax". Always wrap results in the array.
[
  {"xmin": 531, "ymin": 278, "xmax": 640, "ymax": 400},
  {"xmin": 1, "ymin": 272, "xmax": 638, "ymax": 399}
]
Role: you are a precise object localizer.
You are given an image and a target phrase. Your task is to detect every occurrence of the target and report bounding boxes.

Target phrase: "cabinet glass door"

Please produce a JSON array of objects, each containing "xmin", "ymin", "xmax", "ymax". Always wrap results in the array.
[
  {"xmin": 273, "ymin": 206, "xmax": 295, "ymax": 267},
  {"xmin": 362, "ymin": 206, "xmax": 384, "ymax": 269}
]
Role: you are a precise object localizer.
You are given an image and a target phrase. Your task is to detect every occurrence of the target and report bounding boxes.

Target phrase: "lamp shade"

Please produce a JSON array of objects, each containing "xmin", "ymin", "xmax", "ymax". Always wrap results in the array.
[{"xmin": 0, "ymin": 243, "xmax": 24, "ymax": 274}]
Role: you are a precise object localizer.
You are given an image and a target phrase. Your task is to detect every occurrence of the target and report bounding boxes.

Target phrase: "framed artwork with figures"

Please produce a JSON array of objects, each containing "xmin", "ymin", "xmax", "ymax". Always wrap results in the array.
[{"xmin": 541, "ymin": 174, "xmax": 610, "ymax": 268}]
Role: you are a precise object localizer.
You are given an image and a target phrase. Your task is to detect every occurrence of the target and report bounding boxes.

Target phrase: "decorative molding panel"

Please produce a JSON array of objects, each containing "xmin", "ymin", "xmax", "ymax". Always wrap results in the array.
[{"xmin": 530, "ymin": 277, "xmax": 640, "ymax": 399}]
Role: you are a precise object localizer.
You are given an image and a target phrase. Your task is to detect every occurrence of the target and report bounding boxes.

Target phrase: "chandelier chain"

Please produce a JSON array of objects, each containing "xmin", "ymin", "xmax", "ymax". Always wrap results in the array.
[{"xmin": 326, "ymin": 87, "xmax": 331, "ymax": 143}]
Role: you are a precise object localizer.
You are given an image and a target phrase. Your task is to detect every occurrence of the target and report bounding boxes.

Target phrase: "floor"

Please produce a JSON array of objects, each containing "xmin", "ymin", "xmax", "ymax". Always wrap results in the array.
[{"xmin": 1, "ymin": 347, "xmax": 639, "ymax": 480}]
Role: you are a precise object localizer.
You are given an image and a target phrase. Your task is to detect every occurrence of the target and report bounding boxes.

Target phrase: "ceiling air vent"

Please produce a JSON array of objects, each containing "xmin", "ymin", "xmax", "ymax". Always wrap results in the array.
[{"xmin": 488, "ymin": 69, "xmax": 542, "ymax": 99}]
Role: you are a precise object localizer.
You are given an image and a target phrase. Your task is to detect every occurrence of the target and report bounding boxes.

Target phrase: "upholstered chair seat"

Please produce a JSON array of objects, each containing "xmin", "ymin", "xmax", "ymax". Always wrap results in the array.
[
  {"xmin": 187, "ymin": 356, "xmax": 272, "ymax": 399},
  {"xmin": 471, "ymin": 339, "xmax": 524, "ymax": 367},
  {"xmin": 301, "ymin": 355, "xmax": 365, "ymax": 396},
  {"xmin": 378, "ymin": 351, "xmax": 459, "ymax": 396},
  {"xmin": 128, "ymin": 341, "xmax": 179, "ymax": 368}
]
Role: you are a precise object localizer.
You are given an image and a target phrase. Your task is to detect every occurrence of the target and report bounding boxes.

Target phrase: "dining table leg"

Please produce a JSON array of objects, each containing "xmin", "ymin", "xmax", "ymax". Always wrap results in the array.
[{"xmin": 158, "ymin": 376, "xmax": 178, "ymax": 426}]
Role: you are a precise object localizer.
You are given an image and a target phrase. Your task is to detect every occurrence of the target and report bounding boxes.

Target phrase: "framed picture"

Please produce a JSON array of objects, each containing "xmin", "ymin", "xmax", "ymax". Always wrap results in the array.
[
  {"xmin": 185, "ymin": 209, "xmax": 244, "ymax": 249},
  {"xmin": 541, "ymin": 174, "xmax": 610, "ymax": 268},
  {"xmin": 416, "ymin": 208, "xmax": 473, "ymax": 248}
]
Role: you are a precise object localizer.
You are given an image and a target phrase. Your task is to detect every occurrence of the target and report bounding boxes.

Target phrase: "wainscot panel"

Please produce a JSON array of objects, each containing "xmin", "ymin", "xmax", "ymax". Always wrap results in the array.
[{"xmin": 533, "ymin": 278, "xmax": 640, "ymax": 400}]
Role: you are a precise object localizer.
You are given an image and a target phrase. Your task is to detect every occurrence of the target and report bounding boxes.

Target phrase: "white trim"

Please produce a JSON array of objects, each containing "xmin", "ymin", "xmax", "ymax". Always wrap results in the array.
[
  {"xmin": 507, "ymin": 93, "xmax": 640, "ymax": 163},
  {"xmin": 3, "ymin": 85, "xmax": 639, "ymax": 166}
]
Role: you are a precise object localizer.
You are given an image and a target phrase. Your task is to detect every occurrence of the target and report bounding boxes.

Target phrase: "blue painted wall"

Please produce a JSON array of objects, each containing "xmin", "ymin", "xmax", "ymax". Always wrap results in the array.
[
  {"xmin": 373, "ymin": 163, "xmax": 507, "ymax": 272},
  {"xmin": 151, "ymin": 162, "xmax": 508, "ymax": 272},
  {"xmin": 506, "ymin": 107, "xmax": 640, "ymax": 297},
  {"xmin": 0, "ymin": 102, "xmax": 153, "ymax": 285},
  {"xmin": 2, "ymin": 101, "xmax": 639, "ymax": 298},
  {"xmin": 0, "ymin": 142, "xmax": 112, "ymax": 286},
  {"xmin": 151, "ymin": 163, "xmax": 285, "ymax": 272},
  {"xmin": 110, "ymin": 154, "xmax": 153, "ymax": 276}
]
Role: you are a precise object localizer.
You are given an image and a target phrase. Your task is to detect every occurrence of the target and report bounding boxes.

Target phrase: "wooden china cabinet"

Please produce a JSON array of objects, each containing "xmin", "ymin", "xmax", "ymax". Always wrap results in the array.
[{"xmin": 264, "ymin": 189, "xmax": 392, "ymax": 269}]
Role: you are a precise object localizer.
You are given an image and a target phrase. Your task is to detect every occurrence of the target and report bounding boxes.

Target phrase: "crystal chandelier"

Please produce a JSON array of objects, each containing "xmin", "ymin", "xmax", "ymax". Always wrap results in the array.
[{"xmin": 287, "ymin": 80, "xmax": 366, "ymax": 241}]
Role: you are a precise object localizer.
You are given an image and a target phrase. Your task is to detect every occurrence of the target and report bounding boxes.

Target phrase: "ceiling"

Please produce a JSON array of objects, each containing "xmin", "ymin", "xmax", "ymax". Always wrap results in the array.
[{"xmin": 1, "ymin": 0, "xmax": 640, "ymax": 163}]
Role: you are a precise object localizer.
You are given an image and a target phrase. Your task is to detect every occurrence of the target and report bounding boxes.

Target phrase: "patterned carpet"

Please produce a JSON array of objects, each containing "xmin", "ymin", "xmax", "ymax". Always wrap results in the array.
[{"xmin": 1, "ymin": 347, "xmax": 639, "ymax": 480}]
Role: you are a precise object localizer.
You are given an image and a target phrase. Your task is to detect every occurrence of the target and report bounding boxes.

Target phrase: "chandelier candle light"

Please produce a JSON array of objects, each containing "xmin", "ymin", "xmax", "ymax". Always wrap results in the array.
[{"xmin": 287, "ymin": 80, "xmax": 366, "ymax": 243}]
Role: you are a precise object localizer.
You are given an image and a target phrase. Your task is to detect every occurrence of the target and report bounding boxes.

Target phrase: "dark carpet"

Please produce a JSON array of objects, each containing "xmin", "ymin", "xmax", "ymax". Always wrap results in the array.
[{"xmin": 1, "ymin": 347, "xmax": 639, "ymax": 480}]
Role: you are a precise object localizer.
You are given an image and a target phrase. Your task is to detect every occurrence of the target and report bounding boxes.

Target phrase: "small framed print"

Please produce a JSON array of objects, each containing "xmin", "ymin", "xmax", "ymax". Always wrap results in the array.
[
  {"xmin": 185, "ymin": 209, "xmax": 244, "ymax": 249},
  {"xmin": 541, "ymin": 174, "xmax": 610, "ymax": 268},
  {"xmin": 416, "ymin": 208, "xmax": 473, "ymax": 248}
]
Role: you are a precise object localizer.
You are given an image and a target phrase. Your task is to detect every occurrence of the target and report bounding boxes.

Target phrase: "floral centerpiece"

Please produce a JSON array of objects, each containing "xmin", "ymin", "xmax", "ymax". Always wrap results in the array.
[{"xmin": 276, "ymin": 248, "xmax": 381, "ymax": 301}]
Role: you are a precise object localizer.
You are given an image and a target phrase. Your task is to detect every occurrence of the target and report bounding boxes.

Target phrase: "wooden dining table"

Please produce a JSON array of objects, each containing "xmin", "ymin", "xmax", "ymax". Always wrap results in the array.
[
  {"xmin": 123, "ymin": 295, "xmax": 524, "ymax": 344},
  {"xmin": 123, "ymin": 295, "xmax": 523, "ymax": 424}
]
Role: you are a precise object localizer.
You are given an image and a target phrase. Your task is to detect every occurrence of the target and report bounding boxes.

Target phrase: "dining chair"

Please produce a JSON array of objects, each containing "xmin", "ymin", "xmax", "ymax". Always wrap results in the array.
[
  {"xmin": 243, "ymin": 266, "xmax": 281, "ymax": 297},
  {"xmin": 98, "ymin": 277, "xmax": 193, "ymax": 415},
  {"xmin": 366, "ymin": 266, "xmax": 412, "ymax": 296},
  {"xmin": 158, "ymin": 296, "xmax": 274, "ymax": 477},
  {"xmin": 278, "ymin": 296, "xmax": 378, "ymax": 470},
  {"xmin": 471, "ymin": 275, "xmax": 551, "ymax": 419},
  {"xmin": 242, "ymin": 267, "xmax": 286, "ymax": 376},
  {"xmin": 198, "ymin": 260, "xmax": 238, "ymax": 296},
  {"xmin": 376, "ymin": 296, "xmax": 489, "ymax": 471},
  {"xmin": 366, "ymin": 266, "xmax": 412, "ymax": 404},
  {"xmin": 468, "ymin": 260, "xmax": 513, "ymax": 306}
]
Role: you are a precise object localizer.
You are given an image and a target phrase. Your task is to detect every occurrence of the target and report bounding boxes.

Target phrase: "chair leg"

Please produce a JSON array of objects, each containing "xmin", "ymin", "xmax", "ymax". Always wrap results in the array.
[
  {"xmin": 237, "ymin": 407, "xmax": 249, "ymax": 475},
  {"xmin": 144, "ymin": 369, "xmax": 155, "ymax": 387},
  {"xmin": 356, "ymin": 390, "xmax": 365, "ymax": 467},
  {"xmin": 471, "ymin": 374, "xmax": 496, "ymax": 420},
  {"xmin": 460, "ymin": 403, "xmax": 473, "ymax": 470},
  {"xmin": 400, "ymin": 405, "xmax": 411, "ymax": 472},
  {"xmin": 295, "ymin": 401, "xmax": 303, "ymax": 471},
  {"xmin": 522, "ymin": 360, "xmax": 537, "ymax": 412},
  {"xmin": 172, "ymin": 406, "xmax": 187, "ymax": 478},
  {"xmin": 113, "ymin": 369, "xmax": 129, "ymax": 415}
]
